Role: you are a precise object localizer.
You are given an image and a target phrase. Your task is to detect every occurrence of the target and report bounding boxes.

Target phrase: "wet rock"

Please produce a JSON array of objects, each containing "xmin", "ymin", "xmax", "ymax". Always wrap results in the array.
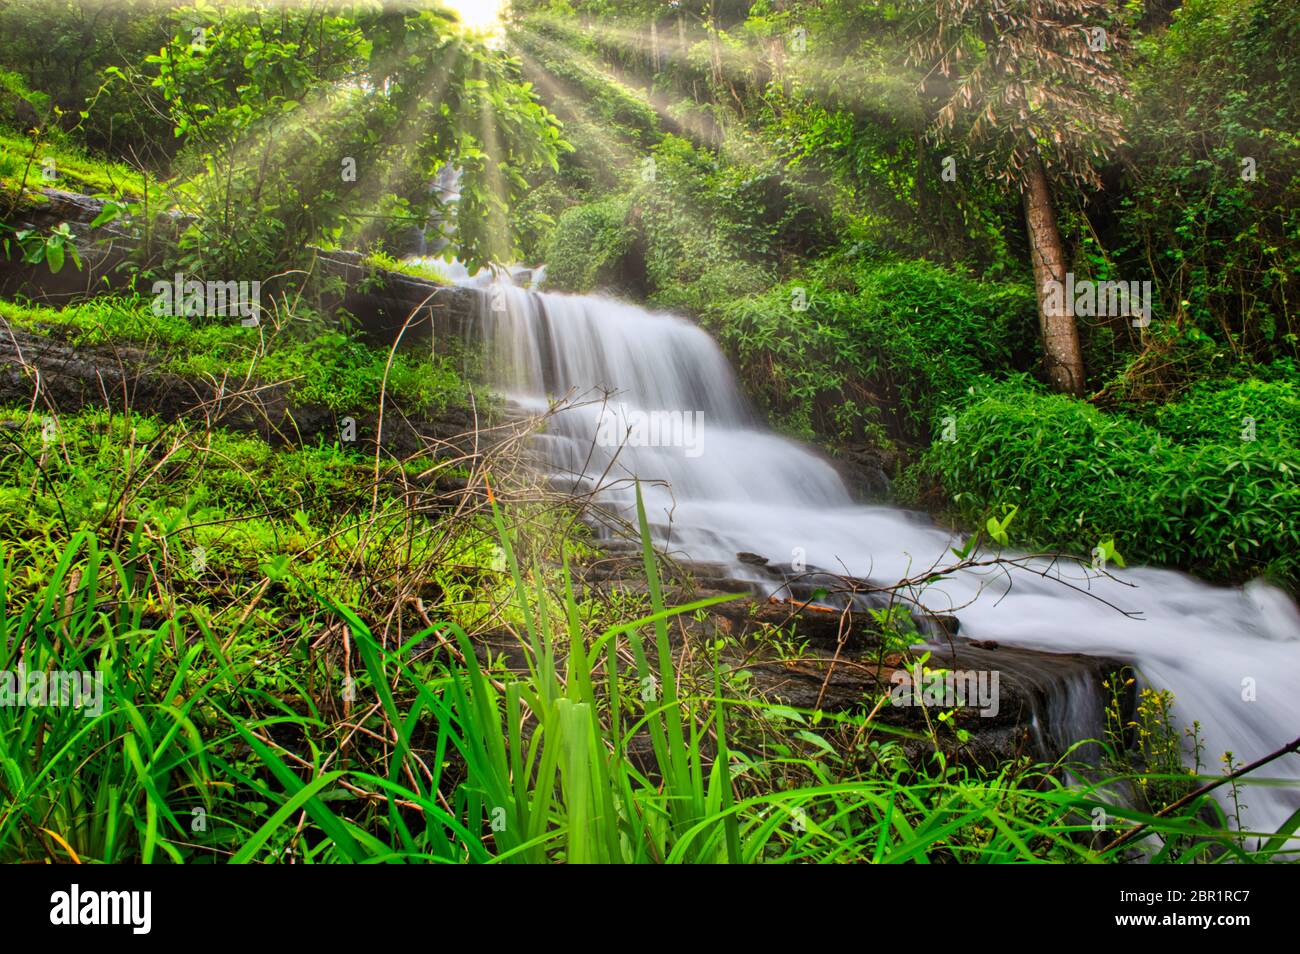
[
  {"xmin": 825, "ymin": 441, "xmax": 900, "ymax": 499},
  {"xmin": 679, "ymin": 585, "xmax": 1130, "ymax": 767},
  {"xmin": 0, "ymin": 189, "xmax": 140, "ymax": 304},
  {"xmin": 701, "ymin": 591, "xmax": 880, "ymax": 647},
  {"xmin": 0, "ymin": 326, "xmax": 486, "ymax": 460},
  {"xmin": 743, "ymin": 636, "xmax": 1131, "ymax": 766},
  {"xmin": 923, "ymin": 614, "xmax": 961, "ymax": 638},
  {"xmin": 311, "ymin": 249, "xmax": 479, "ymax": 344}
]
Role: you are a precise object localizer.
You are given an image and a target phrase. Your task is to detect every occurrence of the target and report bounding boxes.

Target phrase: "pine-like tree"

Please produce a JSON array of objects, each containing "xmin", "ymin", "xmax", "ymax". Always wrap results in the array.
[{"xmin": 908, "ymin": 0, "xmax": 1128, "ymax": 394}]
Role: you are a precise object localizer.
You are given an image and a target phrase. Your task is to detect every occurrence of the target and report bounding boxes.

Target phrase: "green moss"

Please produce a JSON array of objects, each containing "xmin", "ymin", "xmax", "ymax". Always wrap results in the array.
[
  {"xmin": 0, "ymin": 296, "xmax": 195, "ymax": 345},
  {"xmin": 0, "ymin": 126, "xmax": 152, "ymax": 198},
  {"xmin": 0, "ymin": 296, "xmax": 472, "ymax": 414},
  {"xmin": 362, "ymin": 249, "xmax": 450, "ymax": 284}
]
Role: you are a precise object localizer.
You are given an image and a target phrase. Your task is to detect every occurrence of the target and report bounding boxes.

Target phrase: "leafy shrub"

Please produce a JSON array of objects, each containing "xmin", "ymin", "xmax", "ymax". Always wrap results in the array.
[
  {"xmin": 914, "ymin": 376, "xmax": 1300, "ymax": 587},
  {"xmin": 716, "ymin": 258, "xmax": 1035, "ymax": 441},
  {"xmin": 1153, "ymin": 369, "xmax": 1300, "ymax": 450},
  {"xmin": 636, "ymin": 136, "xmax": 816, "ymax": 307},
  {"xmin": 1116, "ymin": 0, "xmax": 1300, "ymax": 367},
  {"xmin": 540, "ymin": 196, "xmax": 633, "ymax": 292}
]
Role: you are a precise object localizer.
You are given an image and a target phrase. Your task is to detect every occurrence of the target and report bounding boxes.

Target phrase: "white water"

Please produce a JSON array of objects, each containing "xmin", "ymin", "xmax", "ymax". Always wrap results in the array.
[{"xmin": 478, "ymin": 283, "xmax": 1300, "ymax": 834}]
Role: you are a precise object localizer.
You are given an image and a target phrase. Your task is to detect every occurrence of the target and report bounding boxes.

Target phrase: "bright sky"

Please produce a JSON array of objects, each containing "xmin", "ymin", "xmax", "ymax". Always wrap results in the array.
[{"xmin": 441, "ymin": 0, "xmax": 506, "ymax": 33}]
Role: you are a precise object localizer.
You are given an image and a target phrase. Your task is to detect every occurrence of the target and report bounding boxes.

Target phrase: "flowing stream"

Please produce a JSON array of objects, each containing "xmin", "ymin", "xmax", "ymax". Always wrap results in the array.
[{"xmin": 473, "ymin": 281, "xmax": 1300, "ymax": 834}]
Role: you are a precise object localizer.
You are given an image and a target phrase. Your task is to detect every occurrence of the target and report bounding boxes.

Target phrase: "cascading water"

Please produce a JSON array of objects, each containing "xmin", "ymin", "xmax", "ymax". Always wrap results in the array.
[{"xmin": 476, "ymin": 281, "xmax": 1300, "ymax": 833}]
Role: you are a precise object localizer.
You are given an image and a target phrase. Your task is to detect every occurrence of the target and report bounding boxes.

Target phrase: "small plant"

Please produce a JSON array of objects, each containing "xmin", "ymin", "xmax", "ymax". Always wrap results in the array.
[
  {"xmin": 868, "ymin": 602, "xmax": 920, "ymax": 656},
  {"xmin": 363, "ymin": 248, "xmax": 451, "ymax": 284},
  {"xmin": 1, "ymin": 221, "xmax": 81, "ymax": 273}
]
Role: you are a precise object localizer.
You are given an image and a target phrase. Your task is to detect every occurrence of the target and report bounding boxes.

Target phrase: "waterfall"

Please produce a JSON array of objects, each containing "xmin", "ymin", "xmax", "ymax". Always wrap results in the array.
[
  {"xmin": 417, "ymin": 164, "xmax": 462, "ymax": 258},
  {"xmin": 476, "ymin": 282, "xmax": 1300, "ymax": 834}
]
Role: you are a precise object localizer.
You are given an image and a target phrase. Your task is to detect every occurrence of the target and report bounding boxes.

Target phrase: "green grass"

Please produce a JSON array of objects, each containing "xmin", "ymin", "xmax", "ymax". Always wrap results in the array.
[
  {"xmin": 0, "ymin": 125, "xmax": 152, "ymax": 199},
  {"xmin": 362, "ymin": 249, "xmax": 451, "ymax": 285},
  {"xmin": 2, "ymin": 467, "xmax": 1296, "ymax": 863},
  {"xmin": 0, "ymin": 295, "xmax": 472, "ymax": 414}
]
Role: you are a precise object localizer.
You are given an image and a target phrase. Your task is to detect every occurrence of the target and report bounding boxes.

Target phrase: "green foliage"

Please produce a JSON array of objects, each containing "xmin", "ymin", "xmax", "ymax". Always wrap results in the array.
[
  {"xmin": 511, "ymin": 15, "xmax": 660, "ymax": 152},
  {"xmin": 636, "ymin": 134, "xmax": 807, "ymax": 310},
  {"xmin": 1, "ymin": 221, "xmax": 82, "ymax": 273},
  {"xmin": 1116, "ymin": 0, "xmax": 1300, "ymax": 368},
  {"xmin": 915, "ymin": 376, "xmax": 1300, "ymax": 587},
  {"xmin": 0, "ymin": 67, "xmax": 50, "ymax": 124},
  {"xmin": 361, "ymin": 249, "xmax": 450, "ymax": 285},
  {"xmin": 0, "ymin": 532, "xmax": 229, "ymax": 863},
  {"xmin": 984, "ymin": 504, "xmax": 1019, "ymax": 548},
  {"xmin": 718, "ymin": 258, "xmax": 1035, "ymax": 441},
  {"xmin": 77, "ymin": 2, "xmax": 569, "ymax": 276},
  {"xmin": 2, "ymin": 0, "xmax": 1299, "ymax": 866},
  {"xmin": 0, "ymin": 296, "xmax": 471, "ymax": 415},
  {"xmin": 535, "ymin": 129, "xmax": 823, "ymax": 307},
  {"xmin": 0, "ymin": 410, "xmax": 373, "ymax": 656},
  {"xmin": 2, "ymin": 490, "xmax": 1295, "ymax": 863},
  {"xmin": 505, "ymin": 15, "xmax": 660, "ymax": 258},
  {"xmin": 1153, "ymin": 369, "xmax": 1300, "ymax": 450},
  {"xmin": 906, "ymin": 0, "xmax": 1128, "ymax": 192},
  {"xmin": 0, "ymin": 126, "xmax": 152, "ymax": 198},
  {"xmin": 0, "ymin": 0, "xmax": 174, "ymax": 156},
  {"xmin": 540, "ymin": 195, "xmax": 633, "ymax": 291},
  {"xmin": 174, "ymin": 331, "xmax": 469, "ymax": 415}
]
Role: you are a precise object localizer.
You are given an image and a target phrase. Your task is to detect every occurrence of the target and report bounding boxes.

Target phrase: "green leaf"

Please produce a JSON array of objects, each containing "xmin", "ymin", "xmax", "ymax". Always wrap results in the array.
[
  {"xmin": 89, "ymin": 204, "xmax": 122, "ymax": 229},
  {"xmin": 45, "ymin": 240, "xmax": 64, "ymax": 273}
]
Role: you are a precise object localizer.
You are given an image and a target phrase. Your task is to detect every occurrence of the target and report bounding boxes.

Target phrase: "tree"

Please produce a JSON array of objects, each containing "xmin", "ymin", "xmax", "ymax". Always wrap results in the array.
[
  {"xmin": 137, "ymin": 2, "xmax": 567, "ymax": 275},
  {"xmin": 907, "ymin": 0, "xmax": 1128, "ymax": 394}
]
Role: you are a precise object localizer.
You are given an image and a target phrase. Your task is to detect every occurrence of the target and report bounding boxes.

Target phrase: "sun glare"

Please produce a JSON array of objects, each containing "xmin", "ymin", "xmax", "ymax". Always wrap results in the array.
[{"xmin": 440, "ymin": 0, "xmax": 506, "ymax": 34}]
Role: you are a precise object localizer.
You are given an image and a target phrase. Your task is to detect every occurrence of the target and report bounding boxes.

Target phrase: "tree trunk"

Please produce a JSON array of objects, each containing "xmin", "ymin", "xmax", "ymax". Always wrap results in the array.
[
  {"xmin": 1022, "ymin": 156, "xmax": 1085, "ymax": 395},
  {"xmin": 709, "ymin": 1, "xmax": 723, "ymax": 90},
  {"xmin": 767, "ymin": 0, "xmax": 787, "ymax": 95}
]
